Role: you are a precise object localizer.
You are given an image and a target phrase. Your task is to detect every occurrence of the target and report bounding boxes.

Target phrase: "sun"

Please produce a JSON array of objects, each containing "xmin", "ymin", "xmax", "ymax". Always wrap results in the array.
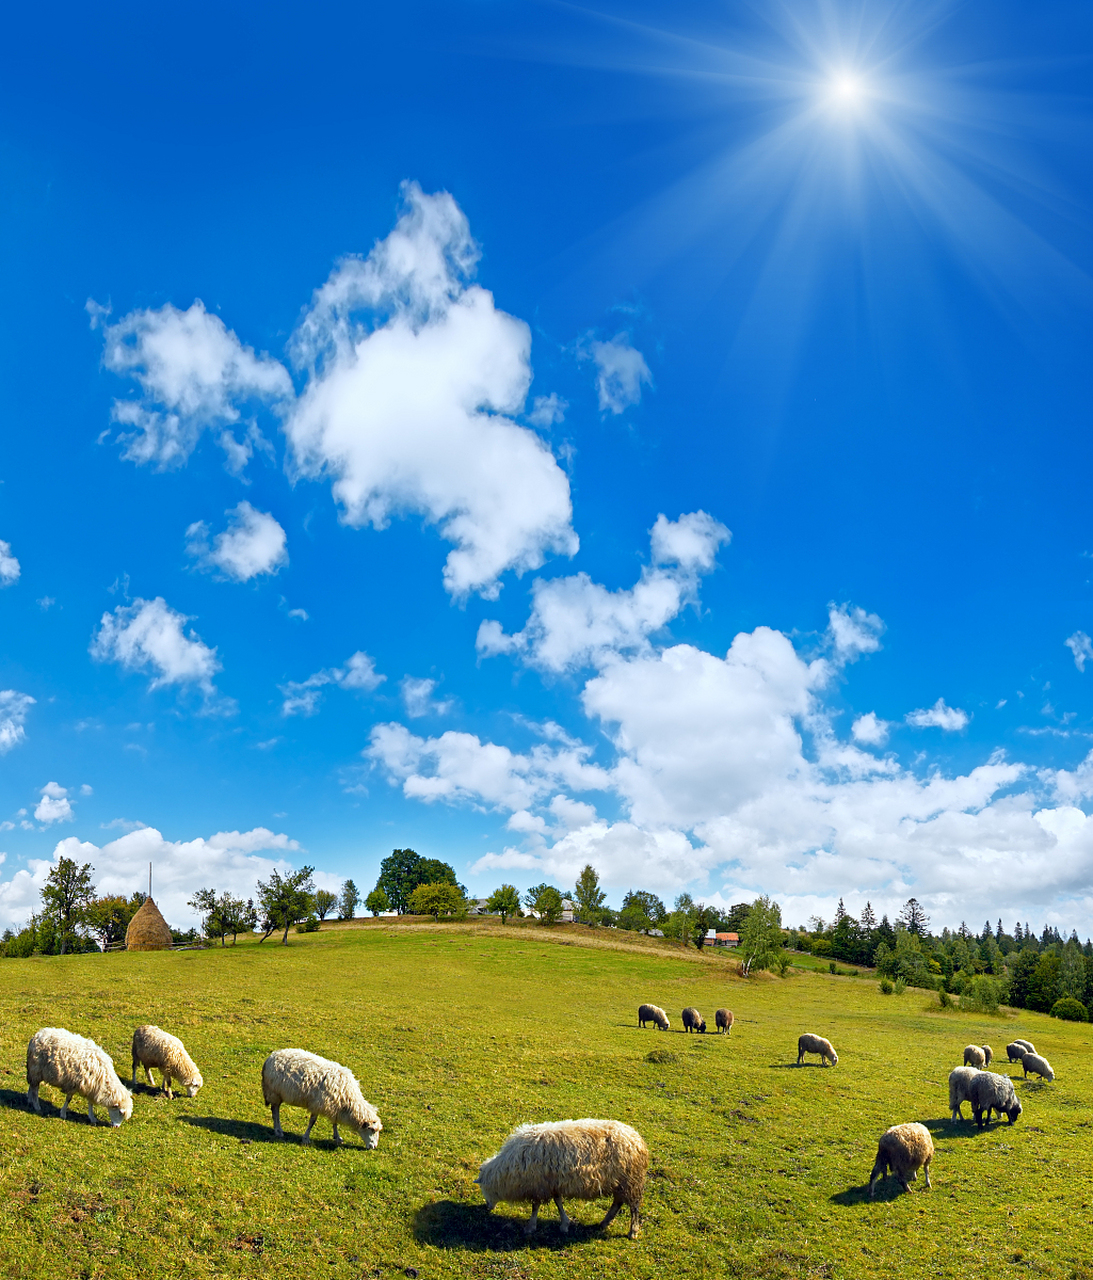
[{"xmin": 829, "ymin": 72, "xmax": 866, "ymax": 107}]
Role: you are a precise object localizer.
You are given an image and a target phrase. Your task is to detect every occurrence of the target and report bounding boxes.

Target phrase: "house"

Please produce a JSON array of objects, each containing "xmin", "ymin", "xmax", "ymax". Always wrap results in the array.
[
  {"xmin": 467, "ymin": 898, "xmax": 491, "ymax": 916},
  {"xmin": 713, "ymin": 932, "xmax": 740, "ymax": 948}
]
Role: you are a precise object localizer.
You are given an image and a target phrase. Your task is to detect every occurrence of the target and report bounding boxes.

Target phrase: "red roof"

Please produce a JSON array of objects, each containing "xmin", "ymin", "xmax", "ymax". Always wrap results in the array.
[{"xmin": 715, "ymin": 932, "xmax": 739, "ymax": 941}]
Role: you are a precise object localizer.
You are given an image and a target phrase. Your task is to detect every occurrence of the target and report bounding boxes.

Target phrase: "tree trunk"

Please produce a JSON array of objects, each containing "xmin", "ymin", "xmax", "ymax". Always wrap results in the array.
[{"xmin": 282, "ymin": 921, "xmax": 291, "ymax": 944}]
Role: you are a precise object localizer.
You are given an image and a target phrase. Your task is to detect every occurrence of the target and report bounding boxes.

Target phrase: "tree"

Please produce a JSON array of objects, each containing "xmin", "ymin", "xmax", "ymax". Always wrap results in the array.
[
  {"xmin": 691, "ymin": 904, "xmax": 721, "ymax": 950},
  {"xmin": 621, "ymin": 890, "xmax": 666, "ymax": 927},
  {"xmin": 572, "ymin": 864, "xmax": 607, "ymax": 926},
  {"xmin": 188, "ymin": 888, "xmax": 224, "ymax": 944},
  {"xmin": 338, "ymin": 879, "xmax": 360, "ymax": 920},
  {"xmin": 408, "ymin": 881, "xmax": 467, "ymax": 920},
  {"xmin": 898, "ymin": 898, "xmax": 930, "ymax": 936},
  {"xmin": 724, "ymin": 902, "xmax": 752, "ymax": 932},
  {"xmin": 738, "ymin": 895, "xmax": 784, "ymax": 976},
  {"xmin": 486, "ymin": 884, "xmax": 521, "ymax": 924},
  {"xmin": 313, "ymin": 889, "xmax": 338, "ymax": 921},
  {"xmin": 859, "ymin": 902, "xmax": 877, "ymax": 933},
  {"xmin": 374, "ymin": 849, "xmax": 423, "ymax": 914},
  {"xmin": 85, "ymin": 895, "xmax": 136, "ymax": 950},
  {"xmin": 417, "ymin": 858, "xmax": 459, "ymax": 888},
  {"xmin": 365, "ymin": 887, "xmax": 390, "ymax": 916},
  {"xmin": 40, "ymin": 857, "xmax": 96, "ymax": 955},
  {"xmin": 256, "ymin": 866, "xmax": 316, "ymax": 944},
  {"xmin": 524, "ymin": 883, "xmax": 564, "ymax": 925}
]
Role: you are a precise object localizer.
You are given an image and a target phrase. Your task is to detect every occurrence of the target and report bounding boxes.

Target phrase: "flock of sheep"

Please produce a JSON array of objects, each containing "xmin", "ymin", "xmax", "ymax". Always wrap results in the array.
[{"xmin": 19, "ymin": 1002, "xmax": 1062, "ymax": 1241}]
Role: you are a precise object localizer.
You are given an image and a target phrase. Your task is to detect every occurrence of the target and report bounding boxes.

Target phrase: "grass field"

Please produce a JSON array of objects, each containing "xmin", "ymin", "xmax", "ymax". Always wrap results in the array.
[{"xmin": 1, "ymin": 921, "xmax": 1091, "ymax": 1280}]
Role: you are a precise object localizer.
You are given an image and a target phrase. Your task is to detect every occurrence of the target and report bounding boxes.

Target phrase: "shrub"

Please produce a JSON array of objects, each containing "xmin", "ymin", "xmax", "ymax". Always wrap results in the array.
[
  {"xmin": 892, "ymin": 977, "xmax": 907, "ymax": 995},
  {"xmin": 960, "ymin": 975, "xmax": 1002, "ymax": 1013},
  {"xmin": 1050, "ymin": 996, "xmax": 1089, "ymax": 1022},
  {"xmin": 295, "ymin": 915, "xmax": 321, "ymax": 934},
  {"xmin": 829, "ymin": 961, "xmax": 837, "ymax": 974},
  {"xmin": 938, "ymin": 989, "xmax": 953, "ymax": 1009},
  {"xmin": 879, "ymin": 978, "xmax": 893, "ymax": 995}
]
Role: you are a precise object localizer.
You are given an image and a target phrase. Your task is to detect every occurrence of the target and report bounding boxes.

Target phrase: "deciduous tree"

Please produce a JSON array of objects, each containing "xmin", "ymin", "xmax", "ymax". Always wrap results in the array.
[
  {"xmin": 256, "ymin": 866, "xmax": 316, "ymax": 944},
  {"xmin": 40, "ymin": 857, "xmax": 96, "ymax": 955},
  {"xmin": 486, "ymin": 884, "xmax": 521, "ymax": 924},
  {"xmin": 338, "ymin": 879, "xmax": 360, "ymax": 920}
]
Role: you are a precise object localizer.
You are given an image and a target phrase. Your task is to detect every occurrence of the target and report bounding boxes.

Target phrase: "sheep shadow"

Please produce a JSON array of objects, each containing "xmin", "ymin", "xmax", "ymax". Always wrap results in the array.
[
  {"xmin": 767, "ymin": 1063, "xmax": 829, "ymax": 1069},
  {"xmin": 830, "ymin": 1180, "xmax": 925, "ymax": 1207},
  {"xmin": 5, "ymin": 1090, "xmax": 104, "ymax": 1125},
  {"xmin": 0, "ymin": 1087, "xmax": 30, "ymax": 1112},
  {"xmin": 921, "ymin": 1116, "xmax": 987, "ymax": 1141},
  {"xmin": 412, "ymin": 1201, "xmax": 606, "ymax": 1251}
]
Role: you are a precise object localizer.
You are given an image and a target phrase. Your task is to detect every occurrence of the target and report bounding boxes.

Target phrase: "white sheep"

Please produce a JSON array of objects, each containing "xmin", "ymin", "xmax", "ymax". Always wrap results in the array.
[
  {"xmin": 261, "ymin": 1048, "xmax": 382, "ymax": 1147},
  {"xmin": 637, "ymin": 1004, "xmax": 670, "ymax": 1031},
  {"xmin": 715, "ymin": 1008, "xmax": 734, "ymax": 1035},
  {"xmin": 948, "ymin": 1066, "xmax": 980, "ymax": 1121},
  {"xmin": 868, "ymin": 1122, "xmax": 934, "ymax": 1198},
  {"xmin": 26, "ymin": 1027, "xmax": 133, "ymax": 1127},
  {"xmin": 131, "ymin": 1025, "xmax": 203, "ymax": 1099},
  {"xmin": 1021, "ymin": 1052, "xmax": 1054, "ymax": 1081},
  {"xmin": 969, "ymin": 1071, "xmax": 1022, "ymax": 1127},
  {"xmin": 1008, "ymin": 1038, "xmax": 1036, "ymax": 1060},
  {"xmin": 962, "ymin": 1044, "xmax": 986, "ymax": 1069},
  {"xmin": 797, "ymin": 1033, "xmax": 838, "ymax": 1067},
  {"xmin": 477, "ymin": 1119, "xmax": 649, "ymax": 1239}
]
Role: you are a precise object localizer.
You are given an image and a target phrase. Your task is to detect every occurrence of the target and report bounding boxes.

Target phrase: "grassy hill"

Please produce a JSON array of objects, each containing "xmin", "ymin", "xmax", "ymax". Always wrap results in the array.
[{"xmin": 0, "ymin": 921, "xmax": 1090, "ymax": 1279}]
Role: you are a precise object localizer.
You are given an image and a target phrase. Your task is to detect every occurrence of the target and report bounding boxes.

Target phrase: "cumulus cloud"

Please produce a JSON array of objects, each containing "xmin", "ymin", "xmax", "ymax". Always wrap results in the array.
[
  {"xmin": 401, "ymin": 677, "xmax": 453, "ymax": 718},
  {"xmin": 851, "ymin": 712, "xmax": 890, "ymax": 746},
  {"xmin": 581, "ymin": 334, "xmax": 652, "ymax": 414},
  {"xmin": 477, "ymin": 511, "xmax": 730, "ymax": 671},
  {"xmin": 97, "ymin": 299, "xmax": 292, "ymax": 471},
  {"xmin": 186, "ymin": 501, "xmax": 288, "ymax": 581},
  {"xmin": 280, "ymin": 650, "xmax": 384, "ymax": 716},
  {"xmin": 34, "ymin": 782, "xmax": 74, "ymax": 825},
  {"xmin": 284, "ymin": 182, "xmax": 577, "ymax": 598},
  {"xmin": 0, "ymin": 690, "xmax": 34, "ymax": 752},
  {"xmin": 1065, "ymin": 631, "xmax": 1093, "ymax": 672},
  {"xmin": 906, "ymin": 698, "xmax": 970, "ymax": 731},
  {"xmin": 0, "ymin": 540, "xmax": 20, "ymax": 586},
  {"xmin": 91, "ymin": 597, "xmax": 222, "ymax": 701},
  {"xmin": 827, "ymin": 603, "xmax": 884, "ymax": 664}
]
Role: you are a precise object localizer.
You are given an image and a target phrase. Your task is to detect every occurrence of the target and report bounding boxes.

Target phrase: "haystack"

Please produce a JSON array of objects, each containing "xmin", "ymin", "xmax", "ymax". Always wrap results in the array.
[{"xmin": 126, "ymin": 897, "xmax": 173, "ymax": 951}]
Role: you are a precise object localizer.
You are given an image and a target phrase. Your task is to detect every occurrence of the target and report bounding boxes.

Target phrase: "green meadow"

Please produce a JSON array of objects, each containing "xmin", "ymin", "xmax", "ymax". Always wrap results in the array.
[{"xmin": 1, "ymin": 921, "xmax": 1091, "ymax": 1280}]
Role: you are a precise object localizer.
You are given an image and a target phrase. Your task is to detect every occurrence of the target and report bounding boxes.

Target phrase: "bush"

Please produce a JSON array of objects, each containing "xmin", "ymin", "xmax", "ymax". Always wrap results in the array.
[
  {"xmin": 960, "ymin": 975, "xmax": 1002, "ymax": 1014},
  {"xmin": 295, "ymin": 915, "xmax": 321, "ymax": 934},
  {"xmin": 1050, "ymin": 996, "xmax": 1089, "ymax": 1022},
  {"xmin": 892, "ymin": 977, "xmax": 907, "ymax": 995},
  {"xmin": 879, "ymin": 978, "xmax": 893, "ymax": 995},
  {"xmin": 829, "ymin": 961, "xmax": 837, "ymax": 974},
  {"xmin": 938, "ymin": 989, "xmax": 953, "ymax": 1009}
]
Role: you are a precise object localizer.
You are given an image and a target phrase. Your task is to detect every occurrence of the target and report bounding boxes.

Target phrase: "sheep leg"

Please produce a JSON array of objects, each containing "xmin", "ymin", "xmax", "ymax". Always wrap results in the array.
[
  {"xmin": 27, "ymin": 1084, "xmax": 41, "ymax": 1114},
  {"xmin": 87, "ymin": 1099, "xmax": 98, "ymax": 1126},
  {"xmin": 554, "ymin": 1196, "xmax": 570, "ymax": 1234},
  {"xmin": 523, "ymin": 1202, "xmax": 541, "ymax": 1237},
  {"xmin": 599, "ymin": 1196, "xmax": 624, "ymax": 1229},
  {"xmin": 131, "ymin": 1056, "xmax": 139, "ymax": 1086},
  {"xmin": 923, "ymin": 1160, "xmax": 932, "ymax": 1189},
  {"xmin": 331, "ymin": 1123, "xmax": 342, "ymax": 1144},
  {"xmin": 145, "ymin": 1065, "xmax": 156, "ymax": 1086},
  {"xmin": 162, "ymin": 1073, "xmax": 173, "ymax": 1100},
  {"xmin": 60, "ymin": 1092, "xmax": 74, "ymax": 1120},
  {"xmin": 627, "ymin": 1203, "xmax": 641, "ymax": 1239},
  {"xmin": 301, "ymin": 1113, "xmax": 318, "ymax": 1145},
  {"xmin": 271, "ymin": 1102, "xmax": 284, "ymax": 1138}
]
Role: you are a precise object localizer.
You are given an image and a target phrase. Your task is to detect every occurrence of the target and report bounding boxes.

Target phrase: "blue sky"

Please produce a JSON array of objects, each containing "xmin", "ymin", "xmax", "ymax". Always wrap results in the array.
[{"xmin": 2, "ymin": 0, "xmax": 1093, "ymax": 933}]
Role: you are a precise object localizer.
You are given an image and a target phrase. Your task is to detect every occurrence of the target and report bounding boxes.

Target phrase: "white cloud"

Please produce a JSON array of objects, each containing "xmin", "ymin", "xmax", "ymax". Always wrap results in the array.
[
  {"xmin": 186, "ymin": 501, "xmax": 288, "ymax": 581},
  {"xmin": 0, "ymin": 540, "xmax": 20, "ymax": 586},
  {"xmin": 906, "ymin": 698, "xmax": 970, "ymax": 731},
  {"xmin": 527, "ymin": 393, "xmax": 567, "ymax": 427},
  {"xmin": 0, "ymin": 690, "xmax": 35, "ymax": 752},
  {"xmin": 401, "ymin": 676, "xmax": 453, "ymax": 718},
  {"xmin": 34, "ymin": 781, "xmax": 75, "ymax": 825},
  {"xmin": 284, "ymin": 182, "xmax": 578, "ymax": 598},
  {"xmin": 851, "ymin": 712, "xmax": 890, "ymax": 746},
  {"xmin": 827, "ymin": 603, "xmax": 884, "ymax": 664},
  {"xmin": 1065, "ymin": 631, "xmax": 1093, "ymax": 672},
  {"xmin": 280, "ymin": 650, "xmax": 384, "ymax": 716},
  {"xmin": 80, "ymin": 784, "xmax": 93, "ymax": 796},
  {"xmin": 91, "ymin": 597, "xmax": 222, "ymax": 700},
  {"xmin": 477, "ymin": 511, "xmax": 730, "ymax": 672},
  {"xmin": 98, "ymin": 299, "xmax": 292, "ymax": 471},
  {"xmin": 582, "ymin": 333, "xmax": 652, "ymax": 414}
]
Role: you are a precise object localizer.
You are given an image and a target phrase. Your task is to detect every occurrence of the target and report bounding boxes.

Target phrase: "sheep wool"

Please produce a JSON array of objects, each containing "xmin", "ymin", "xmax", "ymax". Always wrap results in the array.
[
  {"xmin": 1012, "ymin": 1038, "xmax": 1036, "ymax": 1056},
  {"xmin": 26, "ymin": 1027, "xmax": 133, "ymax": 1127},
  {"xmin": 797, "ymin": 1034, "xmax": 838, "ymax": 1067},
  {"xmin": 681, "ymin": 1007, "xmax": 706, "ymax": 1034},
  {"xmin": 1021, "ymin": 1052, "xmax": 1054, "ymax": 1082},
  {"xmin": 131, "ymin": 1025, "xmax": 203, "ymax": 1099},
  {"xmin": 1006, "ymin": 1042, "xmax": 1029, "ymax": 1063},
  {"xmin": 477, "ymin": 1119, "xmax": 649, "ymax": 1239},
  {"xmin": 962, "ymin": 1045, "xmax": 986, "ymax": 1069},
  {"xmin": 637, "ymin": 1004, "xmax": 670, "ymax": 1031},
  {"xmin": 948, "ymin": 1066, "xmax": 980, "ymax": 1121},
  {"xmin": 981, "ymin": 1045, "xmax": 994, "ymax": 1066},
  {"xmin": 261, "ymin": 1049, "xmax": 382, "ymax": 1147},
  {"xmin": 715, "ymin": 1009, "xmax": 734, "ymax": 1035},
  {"xmin": 869, "ymin": 1122, "xmax": 934, "ymax": 1198},
  {"xmin": 969, "ymin": 1071, "xmax": 1023, "ymax": 1127}
]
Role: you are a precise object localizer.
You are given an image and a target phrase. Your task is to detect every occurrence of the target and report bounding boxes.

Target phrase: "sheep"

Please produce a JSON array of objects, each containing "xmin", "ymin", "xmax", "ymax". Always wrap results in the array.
[
  {"xmin": 962, "ymin": 1045, "xmax": 986, "ymax": 1069},
  {"xmin": 715, "ymin": 1008, "xmax": 734, "ymax": 1035},
  {"xmin": 968, "ymin": 1071, "xmax": 1023, "ymax": 1127},
  {"xmin": 1007, "ymin": 1038, "xmax": 1036, "ymax": 1061},
  {"xmin": 26, "ymin": 1028, "xmax": 133, "ymax": 1127},
  {"xmin": 476, "ymin": 1119, "xmax": 649, "ymax": 1239},
  {"xmin": 681, "ymin": 1007, "xmax": 706, "ymax": 1034},
  {"xmin": 797, "ymin": 1033, "xmax": 838, "ymax": 1067},
  {"xmin": 868, "ymin": 1122, "xmax": 934, "ymax": 1198},
  {"xmin": 1020, "ymin": 1052, "xmax": 1054, "ymax": 1081},
  {"xmin": 948, "ymin": 1066, "xmax": 980, "ymax": 1121},
  {"xmin": 130, "ymin": 1025, "xmax": 203, "ymax": 1099},
  {"xmin": 637, "ymin": 1004, "xmax": 670, "ymax": 1031},
  {"xmin": 261, "ymin": 1049, "xmax": 382, "ymax": 1147},
  {"xmin": 982, "ymin": 1044, "xmax": 994, "ymax": 1066}
]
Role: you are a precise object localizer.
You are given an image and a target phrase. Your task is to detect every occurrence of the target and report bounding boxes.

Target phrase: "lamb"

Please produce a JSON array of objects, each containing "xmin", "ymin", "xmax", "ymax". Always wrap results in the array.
[
  {"xmin": 1007, "ymin": 1038, "xmax": 1035, "ymax": 1061},
  {"xmin": 948, "ymin": 1066, "xmax": 980, "ymax": 1121},
  {"xmin": 26, "ymin": 1028, "xmax": 133, "ymax": 1127},
  {"xmin": 476, "ymin": 1119, "xmax": 649, "ymax": 1239},
  {"xmin": 797, "ymin": 1033, "xmax": 838, "ymax": 1067},
  {"xmin": 131, "ymin": 1025, "xmax": 203, "ymax": 1099},
  {"xmin": 968, "ymin": 1071, "xmax": 1023, "ymax": 1127},
  {"xmin": 962, "ymin": 1045, "xmax": 987, "ymax": 1069},
  {"xmin": 261, "ymin": 1049, "xmax": 382, "ymax": 1147},
  {"xmin": 637, "ymin": 1004, "xmax": 670, "ymax": 1031},
  {"xmin": 681, "ymin": 1007, "xmax": 706, "ymax": 1034},
  {"xmin": 868, "ymin": 1122, "xmax": 934, "ymax": 1198},
  {"xmin": 1020, "ymin": 1052, "xmax": 1054, "ymax": 1081},
  {"xmin": 715, "ymin": 1009, "xmax": 734, "ymax": 1035}
]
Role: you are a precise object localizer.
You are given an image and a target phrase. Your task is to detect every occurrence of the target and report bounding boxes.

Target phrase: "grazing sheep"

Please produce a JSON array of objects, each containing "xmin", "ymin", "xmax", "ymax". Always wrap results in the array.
[
  {"xmin": 1021, "ymin": 1052, "xmax": 1054, "ymax": 1081},
  {"xmin": 982, "ymin": 1044, "xmax": 994, "ymax": 1066},
  {"xmin": 131, "ymin": 1025, "xmax": 203, "ymax": 1099},
  {"xmin": 715, "ymin": 1009, "xmax": 734, "ymax": 1035},
  {"xmin": 797, "ymin": 1033, "xmax": 838, "ymax": 1067},
  {"xmin": 681, "ymin": 1007, "xmax": 706, "ymax": 1034},
  {"xmin": 261, "ymin": 1049, "xmax": 382, "ymax": 1147},
  {"xmin": 1006, "ymin": 1041, "xmax": 1032, "ymax": 1063},
  {"xmin": 1011, "ymin": 1038, "xmax": 1036, "ymax": 1057},
  {"xmin": 26, "ymin": 1028, "xmax": 133, "ymax": 1127},
  {"xmin": 868, "ymin": 1122, "xmax": 934, "ymax": 1198},
  {"xmin": 637, "ymin": 1004, "xmax": 670, "ymax": 1031},
  {"xmin": 969, "ymin": 1071, "xmax": 1023, "ymax": 1127},
  {"xmin": 948, "ymin": 1066, "xmax": 980, "ymax": 1121},
  {"xmin": 476, "ymin": 1119, "xmax": 649, "ymax": 1239},
  {"xmin": 963, "ymin": 1045, "xmax": 986, "ymax": 1069}
]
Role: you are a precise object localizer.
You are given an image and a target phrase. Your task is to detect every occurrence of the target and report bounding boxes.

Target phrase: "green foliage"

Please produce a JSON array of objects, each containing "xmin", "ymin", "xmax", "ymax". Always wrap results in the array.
[
  {"xmin": 738, "ymin": 895, "xmax": 784, "ymax": 976},
  {"xmin": 523, "ymin": 883, "xmax": 564, "ymax": 925},
  {"xmin": 85, "ymin": 894, "xmax": 138, "ymax": 950},
  {"xmin": 485, "ymin": 884, "xmax": 521, "ymax": 924},
  {"xmin": 938, "ymin": 989, "xmax": 953, "ymax": 1008},
  {"xmin": 295, "ymin": 915, "xmax": 321, "ymax": 933},
  {"xmin": 408, "ymin": 881, "xmax": 467, "ymax": 921},
  {"xmin": 571, "ymin": 864, "xmax": 607, "ymax": 925},
  {"xmin": 690, "ymin": 904, "xmax": 721, "ymax": 950},
  {"xmin": 313, "ymin": 889, "xmax": 338, "ymax": 920},
  {"xmin": 892, "ymin": 977, "xmax": 907, "ymax": 995},
  {"xmin": 188, "ymin": 889, "xmax": 255, "ymax": 945},
  {"xmin": 338, "ymin": 878, "xmax": 360, "ymax": 920},
  {"xmin": 365, "ymin": 887, "xmax": 390, "ymax": 916},
  {"xmin": 255, "ymin": 866, "xmax": 316, "ymax": 944},
  {"xmin": 1050, "ymin": 996, "xmax": 1089, "ymax": 1022},
  {"xmin": 40, "ymin": 857, "xmax": 96, "ymax": 954},
  {"xmin": 960, "ymin": 974, "xmax": 1003, "ymax": 1013},
  {"xmin": 829, "ymin": 961, "xmax": 837, "ymax": 974},
  {"xmin": 1025, "ymin": 952, "xmax": 1062, "ymax": 1013},
  {"xmin": 374, "ymin": 850, "xmax": 460, "ymax": 914},
  {"xmin": 621, "ymin": 890, "xmax": 667, "ymax": 927},
  {"xmin": 879, "ymin": 978, "xmax": 893, "ymax": 994}
]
